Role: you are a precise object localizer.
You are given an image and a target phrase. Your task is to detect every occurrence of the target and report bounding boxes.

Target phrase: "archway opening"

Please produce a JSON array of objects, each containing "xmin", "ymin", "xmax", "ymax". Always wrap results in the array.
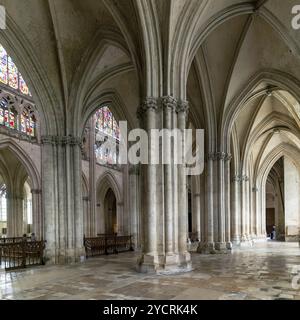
[
  {"xmin": 265, "ymin": 157, "xmax": 285, "ymax": 241},
  {"xmin": 0, "ymin": 147, "xmax": 35, "ymax": 238},
  {"xmin": 104, "ymin": 188, "xmax": 117, "ymax": 235}
]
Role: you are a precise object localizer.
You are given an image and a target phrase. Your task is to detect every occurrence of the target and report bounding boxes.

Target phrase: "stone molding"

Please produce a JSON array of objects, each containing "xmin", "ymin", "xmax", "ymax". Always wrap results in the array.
[
  {"xmin": 207, "ymin": 152, "xmax": 231, "ymax": 161},
  {"xmin": 41, "ymin": 135, "xmax": 82, "ymax": 146},
  {"xmin": 31, "ymin": 189, "xmax": 42, "ymax": 195},
  {"xmin": 232, "ymin": 175, "xmax": 249, "ymax": 182}
]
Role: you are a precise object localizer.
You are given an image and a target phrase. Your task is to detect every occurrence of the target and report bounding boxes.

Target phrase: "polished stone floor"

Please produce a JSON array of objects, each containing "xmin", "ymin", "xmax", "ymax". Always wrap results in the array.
[{"xmin": 1, "ymin": 241, "xmax": 300, "ymax": 300}]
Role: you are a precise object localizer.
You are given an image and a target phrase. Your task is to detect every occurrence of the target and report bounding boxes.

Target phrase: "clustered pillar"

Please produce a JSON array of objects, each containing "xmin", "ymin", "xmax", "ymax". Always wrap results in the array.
[
  {"xmin": 41, "ymin": 135, "xmax": 84, "ymax": 264},
  {"xmin": 198, "ymin": 152, "xmax": 232, "ymax": 253},
  {"xmin": 137, "ymin": 96, "xmax": 192, "ymax": 273}
]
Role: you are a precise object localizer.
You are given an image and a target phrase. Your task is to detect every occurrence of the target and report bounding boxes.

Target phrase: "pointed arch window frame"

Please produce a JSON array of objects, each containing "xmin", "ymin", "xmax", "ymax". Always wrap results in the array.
[
  {"xmin": 0, "ymin": 44, "xmax": 31, "ymax": 96},
  {"xmin": 94, "ymin": 106, "xmax": 120, "ymax": 166}
]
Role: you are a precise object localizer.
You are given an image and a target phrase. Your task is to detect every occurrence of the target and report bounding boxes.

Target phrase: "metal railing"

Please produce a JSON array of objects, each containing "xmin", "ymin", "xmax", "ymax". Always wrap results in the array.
[{"xmin": 0, "ymin": 239, "xmax": 46, "ymax": 271}]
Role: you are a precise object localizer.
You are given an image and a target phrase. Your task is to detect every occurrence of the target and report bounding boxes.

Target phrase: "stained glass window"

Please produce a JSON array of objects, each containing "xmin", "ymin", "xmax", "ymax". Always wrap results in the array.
[
  {"xmin": 0, "ymin": 44, "xmax": 31, "ymax": 96},
  {"xmin": 8, "ymin": 57, "xmax": 18, "ymax": 90},
  {"xmin": 19, "ymin": 74, "xmax": 29, "ymax": 95},
  {"xmin": 0, "ymin": 97, "xmax": 37, "ymax": 137},
  {"xmin": 0, "ymin": 46, "xmax": 7, "ymax": 85},
  {"xmin": 94, "ymin": 107, "xmax": 120, "ymax": 165}
]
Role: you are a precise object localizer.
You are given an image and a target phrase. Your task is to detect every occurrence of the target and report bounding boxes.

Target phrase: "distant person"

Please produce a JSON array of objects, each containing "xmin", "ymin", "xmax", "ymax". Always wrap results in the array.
[
  {"xmin": 272, "ymin": 226, "xmax": 276, "ymax": 240},
  {"xmin": 31, "ymin": 233, "xmax": 36, "ymax": 241}
]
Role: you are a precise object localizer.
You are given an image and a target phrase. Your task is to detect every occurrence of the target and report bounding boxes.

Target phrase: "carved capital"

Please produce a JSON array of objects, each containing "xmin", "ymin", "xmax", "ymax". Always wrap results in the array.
[
  {"xmin": 225, "ymin": 153, "xmax": 232, "ymax": 161},
  {"xmin": 31, "ymin": 189, "xmax": 42, "ymax": 195},
  {"xmin": 129, "ymin": 164, "xmax": 140, "ymax": 175},
  {"xmin": 216, "ymin": 152, "xmax": 226, "ymax": 161},
  {"xmin": 242, "ymin": 175, "xmax": 249, "ymax": 182},
  {"xmin": 137, "ymin": 97, "xmax": 158, "ymax": 119},
  {"xmin": 41, "ymin": 135, "xmax": 81, "ymax": 146},
  {"xmin": 232, "ymin": 175, "xmax": 249, "ymax": 183},
  {"xmin": 207, "ymin": 152, "xmax": 216, "ymax": 161},
  {"xmin": 161, "ymin": 96, "xmax": 177, "ymax": 111},
  {"xmin": 41, "ymin": 135, "xmax": 56, "ymax": 145},
  {"xmin": 232, "ymin": 175, "xmax": 242, "ymax": 182},
  {"xmin": 176, "ymin": 100, "xmax": 189, "ymax": 114}
]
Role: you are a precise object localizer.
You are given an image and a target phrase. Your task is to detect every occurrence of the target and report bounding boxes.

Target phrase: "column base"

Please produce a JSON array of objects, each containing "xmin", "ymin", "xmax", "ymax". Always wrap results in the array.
[
  {"xmin": 197, "ymin": 242, "xmax": 216, "ymax": 254},
  {"xmin": 136, "ymin": 252, "xmax": 192, "ymax": 274},
  {"xmin": 239, "ymin": 234, "xmax": 254, "ymax": 247},
  {"xmin": 197, "ymin": 242, "xmax": 232, "ymax": 254},
  {"xmin": 45, "ymin": 247, "xmax": 85, "ymax": 265},
  {"xmin": 252, "ymin": 235, "xmax": 267, "ymax": 243},
  {"xmin": 231, "ymin": 235, "xmax": 241, "ymax": 246},
  {"xmin": 226, "ymin": 241, "xmax": 233, "ymax": 250},
  {"xmin": 215, "ymin": 242, "xmax": 231, "ymax": 253}
]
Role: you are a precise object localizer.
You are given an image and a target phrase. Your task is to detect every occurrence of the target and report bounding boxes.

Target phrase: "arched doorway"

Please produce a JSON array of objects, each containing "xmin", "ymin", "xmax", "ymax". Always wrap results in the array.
[
  {"xmin": 263, "ymin": 154, "xmax": 300, "ymax": 243},
  {"xmin": 104, "ymin": 188, "xmax": 117, "ymax": 234},
  {"xmin": 265, "ymin": 157, "xmax": 285, "ymax": 240},
  {"xmin": 0, "ymin": 146, "xmax": 39, "ymax": 238}
]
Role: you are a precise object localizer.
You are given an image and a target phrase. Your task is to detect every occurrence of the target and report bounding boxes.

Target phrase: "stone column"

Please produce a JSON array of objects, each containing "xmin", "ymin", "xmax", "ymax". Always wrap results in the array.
[
  {"xmin": 162, "ymin": 96, "xmax": 176, "ymax": 262},
  {"xmin": 88, "ymin": 119, "xmax": 96, "ymax": 236},
  {"xmin": 231, "ymin": 175, "xmax": 241, "ymax": 244},
  {"xmin": 41, "ymin": 136, "xmax": 57, "ymax": 263},
  {"xmin": 192, "ymin": 192, "xmax": 201, "ymax": 240},
  {"xmin": 71, "ymin": 138, "xmax": 84, "ymax": 260},
  {"xmin": 6, "ymin": 194, "xmax": 23, "ymax": 237},
  {"xmin": 129, "ymin": 164, "xmax": 140, "ymax": 249},
  {"xmin": 117, "ymin": 201, "xmax": 124, "ymax": 234},
  {"xmin": 215, "ymin": 152, "xmax": 226, "ymax": 251},
  {"xmin": 252, "ymin": 186, "xmax": 258, "ymax": 240},
  {"xmin": 240, "ymin": 175, "xmax": 252, "ymax": 246},
  {"xmin": 224, "ymin": 154, "xmax": 232, "ymax": 249},
  {"xmin": 82, "ymin": 196, "xmax": 90, "ymax": 237},
  {"xmin": 137, "ymin": 98, "xmax": 159, "ymax": 272},
  {"xmin": 197, "ymin": 154, "xmax": 215, "ymax": 253},
  {"xmin": 41, "ymin": 135, "xmax": 84, "ymax": 264},
  {"xmin": 177, "ymin": 100, "xmax": 192, "ymax": 270},
  {"xmin": 31, "ymin": 189, "xmax": 42, "ymax": 239}
]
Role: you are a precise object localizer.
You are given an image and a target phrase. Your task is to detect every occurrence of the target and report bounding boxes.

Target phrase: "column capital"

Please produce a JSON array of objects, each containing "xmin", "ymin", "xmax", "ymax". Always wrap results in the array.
[
  {"xmin": 41, "ymin": 135, "xmax": 82, "ymax": 146},
  {"xmin": 207, "ymin": 152, "xmax": 217, "ymax": 161},
  {"xmin": 176, "ymin": 100, "xmax": 189, "ymax": 114},
  {"xmin": 31, "ymin": 189, "xmax": 42, "ymax": 194},
  {"xmin": 41, "ymin": 135, "xmax": 56, "ymax": 145},
  {"xmin": 128, "ymin": 164, "xmax": 140, "ymax": 175},
  {"xmin": 216, "ymin": 152, "xmax": 226, "ymax": 161},
  {"xmin": 225, "ymin": 153, "xmax": 232, "ymax": 161},
  {"xmin": 137, "ymin": 97, "xmax": 158, "ymax": 119},
  {"xmin": 232, "ymin": 175, "xmax": 249, "ymax": 183},
  {"xmin": 161, "ymin": 96, "xmax": 177, "ymax": 111},
  {"xmin": 242, "ymin": 175, "xmax": 249, "ymax": 182}
]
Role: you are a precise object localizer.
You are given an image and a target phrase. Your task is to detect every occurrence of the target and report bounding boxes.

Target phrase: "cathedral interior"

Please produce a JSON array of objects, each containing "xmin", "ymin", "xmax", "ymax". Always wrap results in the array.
[{"xmin": 0, "ymin": 0, "xmax": 300, "ymax": 301}]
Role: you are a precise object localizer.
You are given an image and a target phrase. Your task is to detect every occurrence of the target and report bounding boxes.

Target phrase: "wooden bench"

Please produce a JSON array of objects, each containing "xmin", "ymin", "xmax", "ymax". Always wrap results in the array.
[
  {"xmin": 0, "ymin": 239, "xmax": 46, "ymax": 271},
  {"xmin": 84, "ymin": 235, "xmax": 134, "ymax": 258}
]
